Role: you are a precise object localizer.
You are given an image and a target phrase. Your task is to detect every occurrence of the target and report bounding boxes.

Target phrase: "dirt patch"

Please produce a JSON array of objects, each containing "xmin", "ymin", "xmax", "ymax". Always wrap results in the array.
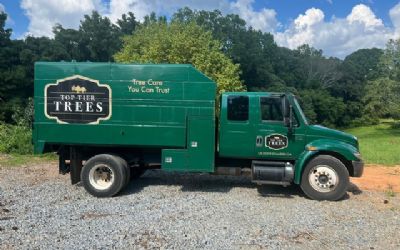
[
  {"xmin": 351, "ymin": 164, "xmax": 400, "ymax": 193},
  {"xmin": 0, "ymin": 153, "xmax": 9, "ymax": 161},
  {"xmin": 0, "ymin": 162, "xmax": 63, "ymax": 186}
]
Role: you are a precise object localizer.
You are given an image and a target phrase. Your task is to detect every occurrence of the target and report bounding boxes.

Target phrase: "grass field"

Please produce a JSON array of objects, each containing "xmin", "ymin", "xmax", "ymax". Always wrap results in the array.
[
  {"xmin": 0, "ymin": 153, "xmax": 57, "ymax": 167},
  {"xmin": 345, "ymin": 121, "xmax": 400, "ymax": 165}
]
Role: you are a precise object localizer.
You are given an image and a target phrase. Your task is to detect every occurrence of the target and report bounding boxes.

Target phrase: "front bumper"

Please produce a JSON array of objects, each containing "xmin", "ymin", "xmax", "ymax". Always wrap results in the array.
[{"xmin": 351, "ymin": 160, "xmax": 364, "ymax": 177}]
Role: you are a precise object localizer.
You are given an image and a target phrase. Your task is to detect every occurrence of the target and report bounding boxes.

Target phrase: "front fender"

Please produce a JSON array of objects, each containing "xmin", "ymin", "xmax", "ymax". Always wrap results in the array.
[{"xmin": 294, "ymin": 139, "xmax": 359, "ymax": 184}]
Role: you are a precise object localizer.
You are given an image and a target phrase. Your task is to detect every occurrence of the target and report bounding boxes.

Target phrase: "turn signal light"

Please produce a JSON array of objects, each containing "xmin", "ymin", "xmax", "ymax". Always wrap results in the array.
[{"xmin": 307, "ymin": 146, "xmax": 318, "ymax": 151}]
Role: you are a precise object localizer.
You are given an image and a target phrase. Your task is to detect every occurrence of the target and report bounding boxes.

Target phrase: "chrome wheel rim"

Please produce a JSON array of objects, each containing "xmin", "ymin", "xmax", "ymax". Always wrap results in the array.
[
  {"xmin": 308, "ymin": 165, "xmax": 338, "ymax": 193},
  {"xmin": 89, "ymin": 164, "xmax": 114, "ymax": 190}
]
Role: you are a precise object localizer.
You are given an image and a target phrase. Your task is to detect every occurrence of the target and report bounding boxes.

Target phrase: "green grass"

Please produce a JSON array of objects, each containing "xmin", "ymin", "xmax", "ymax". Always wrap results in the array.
[
  {"xmin": 0, "ymin": 153, "xmax": 57, "ymax": 167},
  {"xmin": 345, "ymin": 121, "xmax": 400, "ymax": 165}
]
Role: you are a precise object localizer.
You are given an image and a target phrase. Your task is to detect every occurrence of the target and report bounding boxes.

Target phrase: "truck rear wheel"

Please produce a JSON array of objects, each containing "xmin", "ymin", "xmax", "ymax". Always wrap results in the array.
[
  {"xmin": 112, "ymin": 155, "xmax": 130, "ymax": 187},
  {"xmin": 300, "ymin": 155, "xmax": 349, "ymax": 201},
  {"xmin": 81, "ymin": 154, "xmax": 126, "ymax": 197}
]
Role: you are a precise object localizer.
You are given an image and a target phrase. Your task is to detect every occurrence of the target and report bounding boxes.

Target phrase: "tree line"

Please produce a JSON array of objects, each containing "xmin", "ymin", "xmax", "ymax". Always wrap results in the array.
[{"xmin": 0, "ymin": 8, "xmax": 399, "ymax": 128}]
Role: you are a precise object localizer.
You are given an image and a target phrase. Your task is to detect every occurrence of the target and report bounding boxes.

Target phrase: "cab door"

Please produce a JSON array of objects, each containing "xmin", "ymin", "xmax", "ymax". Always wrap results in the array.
[
  {"xmin": 254, "ymin": 95, "xmax": 306, "ymax": 160},
  {"xmin": 218, "ymin": 94, "xmax": 254, "ymax": 158}
]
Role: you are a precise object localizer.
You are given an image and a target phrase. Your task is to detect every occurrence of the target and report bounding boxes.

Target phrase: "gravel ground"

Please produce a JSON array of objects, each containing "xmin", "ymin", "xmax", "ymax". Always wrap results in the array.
[{"xmin": 0, "ymin": 163, "xmax": 399, "ymax": 249}]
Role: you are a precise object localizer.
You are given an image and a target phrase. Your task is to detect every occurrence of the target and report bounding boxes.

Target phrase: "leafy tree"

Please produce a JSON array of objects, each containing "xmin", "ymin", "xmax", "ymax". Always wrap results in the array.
[
  {"xmin": 299, "ymin": 89, "xmax": 346, "ymax": 127},
  {"xmin": 295, "ymin": 45, "xmax": 342, "ymax": 89},
  {"xmin": 378, "ymin": 39, "xmax": 400, "ymax": 80},
  {"xmin": 172, "ymin": 8, "xmax": 278, "ymax": 90},
  {"xmin": 0, "ymin": 12, "xmax": 11, "ymax": 46},
  {"xmin": 0, "ymin": 12, "xmax": 27, "ymax": 121},
  {"xmin": 272, "ymin": 47, "xmax": 306, "ymax": 89},
  {"xmin": 53, "ymin": 25, "xmax": 80, "ymax": 60},
  {"xmin": 78, "ymin": 11, "xmax": 121, "ymax": 61},
  {"xmin": 115, "ymin": 21, "xmax": 245, "ymax": 95},
  {"xmin": 332, "ymin": 48, "xmax": 383, "ymax": 102},
  {"xmin": 117, "ymin": 12, "xmax": 139, "ymax": 35},
  {"xmin": 364, "ymin": 77, "xmax": 400, "ymax": 119},
  {"xmin": 364, "ymin": 39, "xmax": 400, "ymax": 120},
  {"xmin": 143, "ymin": 12, "xmax": 167, "ymax": 26}
]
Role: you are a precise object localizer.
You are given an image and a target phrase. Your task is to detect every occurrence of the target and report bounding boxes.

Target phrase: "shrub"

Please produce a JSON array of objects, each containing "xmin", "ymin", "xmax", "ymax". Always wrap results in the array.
[
  {"xmin": 350, "ymin": 116, "xmax": 380, "ymax": 128},
  {"xmin": 391, "ymin": 121, "xmax": 400, "ymax": 129},
  {"xmin": 0, "ymin": 123, "xmax": 33, "ymax": 155}
]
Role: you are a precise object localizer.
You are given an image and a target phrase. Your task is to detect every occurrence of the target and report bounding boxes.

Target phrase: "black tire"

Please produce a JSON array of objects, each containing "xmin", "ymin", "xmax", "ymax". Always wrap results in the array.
[
  {"xmin": 111, "ymin": 155, "xmax": 130, "ymax": 187},
  {"xmin": 300, "ymin": 155, "xmax": 349, "ymax": 201},
  {"xmin": 81, "ymin": 154, "xmax": 126, "ymax": 197},
  {"xmin": 130, "ymin": 167, "xmax": 146, "ymax": 180}
]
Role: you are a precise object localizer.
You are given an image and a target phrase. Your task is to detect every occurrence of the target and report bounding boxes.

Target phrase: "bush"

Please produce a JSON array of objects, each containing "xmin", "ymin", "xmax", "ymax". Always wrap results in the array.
[
  {"xmin": 0, "ymin": 123, "xmax": 33, "ymax": 155},
  {"xmin": 350, "ymin": 116, "xmax": 380, "ymax": 128},
  {"xmin": 391, "ymin": 121, "xmax": 400, "ymax": 129}
]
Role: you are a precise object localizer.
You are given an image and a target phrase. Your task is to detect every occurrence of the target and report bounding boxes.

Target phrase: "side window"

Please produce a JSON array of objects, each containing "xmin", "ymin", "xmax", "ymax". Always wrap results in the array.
[
  {"xmin": 227, "ymin": 96, "xmax": 249, "ymax": 121},
  {"xmin": 260, "ymin": 97, "xmax": 283, "ymax": 121}
]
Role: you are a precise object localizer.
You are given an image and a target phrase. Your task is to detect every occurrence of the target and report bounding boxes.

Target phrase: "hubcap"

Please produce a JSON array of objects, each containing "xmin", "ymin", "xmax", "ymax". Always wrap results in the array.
[
  {"xmin": 308, "ymin": 165, "xmax": 338, "ymax": 193},
  {"xmin": 89, "ymin": 164, "xmax": 114, "ymax": 190}
]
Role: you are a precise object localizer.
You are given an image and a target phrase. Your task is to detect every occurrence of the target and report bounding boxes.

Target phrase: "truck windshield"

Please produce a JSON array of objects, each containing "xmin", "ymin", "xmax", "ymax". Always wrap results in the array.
[{"xmin": 293, "ymin": 97, "xmax": 309, "ymax": 125}]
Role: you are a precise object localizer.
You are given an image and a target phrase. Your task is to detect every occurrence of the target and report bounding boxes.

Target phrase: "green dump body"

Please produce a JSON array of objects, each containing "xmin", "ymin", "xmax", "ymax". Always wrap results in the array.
[{"xmin": 33, "ymin": 62, "xmax": 216, "ymax": 172}]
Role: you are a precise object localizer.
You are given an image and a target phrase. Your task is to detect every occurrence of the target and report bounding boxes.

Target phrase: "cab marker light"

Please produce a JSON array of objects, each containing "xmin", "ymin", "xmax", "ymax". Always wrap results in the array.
[{"xmin": 307, "ymin": 146, "xmax": 318, "ymax": 151}]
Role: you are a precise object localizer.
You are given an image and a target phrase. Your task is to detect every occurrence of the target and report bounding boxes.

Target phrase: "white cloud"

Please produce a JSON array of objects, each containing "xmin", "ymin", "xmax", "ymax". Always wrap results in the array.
[
  {"xmin": 230, "ymin": 0, "xmax": 278, "ymax": 33},
  {"xmin": 275, "ymin": 4, "xmax": 397, "ymax": 58},
  {"xmin": 107, "ymin": 0, "xmax": 230, "ymax": 22},
  {"xmin": 294, "ymin": 8, "xmax": 325, "ymax": 28},
  {"xmin": 346, "ymin": 4, "xmax": 383, "ymax": 29},
  {"xmin": 20, "ymin": 0, "xmax": 104, "ymax": 37},
  {"xmin": 390, "ymin": 2, "xmax": 400, "ymax": 33},
  {"xmin": 107, "ymin": 0, "xmax": 278, "ymax": 32},
  {"xmin": 275, "ymin": 8, "xmax": 325, "ymax": 50},
  {"xmin": 0, "ymin": 3, "xmax": 5, "ymax": 13},
  {"xmin": 19, "ymin": 0, "xmax": 400, "ymax": 58}
]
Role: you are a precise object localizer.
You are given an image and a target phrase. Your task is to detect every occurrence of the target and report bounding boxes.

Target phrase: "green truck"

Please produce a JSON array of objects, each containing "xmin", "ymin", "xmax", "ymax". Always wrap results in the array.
[{"xmin": 33, "ymin": 62, "xmax": 363, "ymax": 200}]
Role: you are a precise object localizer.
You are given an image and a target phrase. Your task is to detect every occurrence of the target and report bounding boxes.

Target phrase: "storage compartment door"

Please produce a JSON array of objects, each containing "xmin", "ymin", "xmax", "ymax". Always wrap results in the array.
[
  {"xmin": 162, "ymin": 149, "xmax": 188, "ymax": 171},
  {"xmin": 187, "ymin": 117, "xmax": 215, "ymax": 172}
]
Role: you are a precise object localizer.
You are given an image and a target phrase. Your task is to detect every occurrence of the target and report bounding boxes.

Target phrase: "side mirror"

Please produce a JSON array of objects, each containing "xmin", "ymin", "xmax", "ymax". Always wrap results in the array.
[
  {"xmin": 284, "ymin": 105, "xmax": 294, "ymax": 133},
  {"xmin": 284, "ymin": 117, "xmax": 290, "ymax": 127}
]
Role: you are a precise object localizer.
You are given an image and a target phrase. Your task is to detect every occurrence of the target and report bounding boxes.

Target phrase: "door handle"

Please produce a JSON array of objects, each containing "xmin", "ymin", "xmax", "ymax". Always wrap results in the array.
[{"xmin": 256, "ymin": 136, "xmax": 263, "ymax": 147}]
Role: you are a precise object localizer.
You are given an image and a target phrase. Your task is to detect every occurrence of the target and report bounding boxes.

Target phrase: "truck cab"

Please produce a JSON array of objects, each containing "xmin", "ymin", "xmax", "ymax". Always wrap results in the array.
[{"xmin": 218, "ymin": 92, "xmax": 364, "ymax": 200}]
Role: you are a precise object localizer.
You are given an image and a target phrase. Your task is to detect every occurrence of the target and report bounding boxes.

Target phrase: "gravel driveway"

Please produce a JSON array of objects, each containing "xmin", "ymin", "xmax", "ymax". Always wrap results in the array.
[{"xmin": 0, "ymin": 163, "xmax": 399, "ymax": 249}]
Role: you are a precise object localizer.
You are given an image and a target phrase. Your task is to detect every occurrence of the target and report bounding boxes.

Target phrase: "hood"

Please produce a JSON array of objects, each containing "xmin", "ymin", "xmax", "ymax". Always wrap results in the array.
[{"xmin": 307, "ymin": 125, "xmax": 358, "ymax": 149}]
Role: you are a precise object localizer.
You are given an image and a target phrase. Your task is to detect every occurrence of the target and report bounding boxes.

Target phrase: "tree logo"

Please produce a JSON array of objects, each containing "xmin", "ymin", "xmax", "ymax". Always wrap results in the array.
[
  {"xmin": 71, "ymin": 85, "xmax": 87, "ymax": 94},
  {"xmin": 44, "ymin": 75, "xmax": 112, "ymax": 124}
]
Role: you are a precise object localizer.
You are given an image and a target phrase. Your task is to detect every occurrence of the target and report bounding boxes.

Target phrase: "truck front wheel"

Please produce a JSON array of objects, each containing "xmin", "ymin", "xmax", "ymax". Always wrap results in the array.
[
  {"xmin": 81, "ymin": 154, "xmax": 126, "ymax": 197},
  {"xmin": 300, "ymin": 155, "xmax": 349, "ymax": 201}
]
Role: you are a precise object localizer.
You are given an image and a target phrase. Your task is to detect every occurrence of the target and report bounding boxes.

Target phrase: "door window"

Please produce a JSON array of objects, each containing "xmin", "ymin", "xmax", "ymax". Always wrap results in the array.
[
  {"xmin": 227, "ymin": 96, "xmax": 249, "ymax": 121},
  {"xmin": 260, "ymin": 97, "xmax": 283, "ymax": 121}
]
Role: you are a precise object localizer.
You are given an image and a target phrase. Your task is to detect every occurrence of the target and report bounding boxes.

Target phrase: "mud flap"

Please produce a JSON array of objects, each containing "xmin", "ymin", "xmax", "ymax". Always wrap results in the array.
[{"xmin": 70, "ymin": 147, "xmax": 82, "ymax": 185}]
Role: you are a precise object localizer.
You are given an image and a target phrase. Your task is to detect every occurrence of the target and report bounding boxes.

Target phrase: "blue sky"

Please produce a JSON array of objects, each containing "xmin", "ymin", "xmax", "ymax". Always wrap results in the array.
[{"xmin": 1, "ymin": 0, "xmax": 400, "ymax": 58}]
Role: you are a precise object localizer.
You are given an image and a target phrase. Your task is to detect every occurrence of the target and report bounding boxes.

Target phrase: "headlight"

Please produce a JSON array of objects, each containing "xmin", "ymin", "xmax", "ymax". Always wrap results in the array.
[{"xmin": 354, "ymin": 152, "xmax": 362, "ymax": 160}]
